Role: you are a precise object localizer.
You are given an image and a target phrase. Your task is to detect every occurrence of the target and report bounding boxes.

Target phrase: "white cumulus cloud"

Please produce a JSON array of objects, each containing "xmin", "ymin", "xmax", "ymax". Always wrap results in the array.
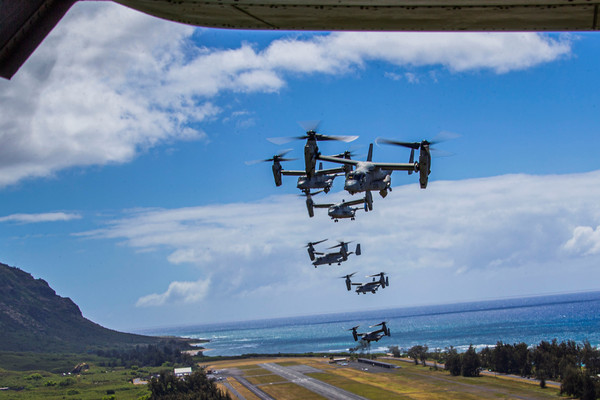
[
  {"xmin": 136, "ymin": 278, "xmax": 211, "ymax": 307},
  {"xmin": 0, "ymin": 2, "xmax": 572, "ymax": 189},
  {"xmin": 0, "ymin": 212, "xmax": 81, "ymax": 224},
  {"xmin": 563, "ymin": 226, "xmax": 600, "ymax": 256},
  {"xmin": 84, "ymin": 171, "xmax": 600, "ymax": 311}
]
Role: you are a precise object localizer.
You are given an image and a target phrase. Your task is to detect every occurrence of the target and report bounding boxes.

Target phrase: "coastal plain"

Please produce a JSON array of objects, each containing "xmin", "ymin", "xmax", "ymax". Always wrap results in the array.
[{"xmin": 207, "ymin": 357, "xmax": 561, "ymax": 400}]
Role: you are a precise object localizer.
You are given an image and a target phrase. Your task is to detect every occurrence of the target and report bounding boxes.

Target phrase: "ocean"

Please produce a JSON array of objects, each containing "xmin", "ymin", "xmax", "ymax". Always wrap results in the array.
[{"xmin": 140, "ymin": 291, "xmax": 600, "ymax": 356}]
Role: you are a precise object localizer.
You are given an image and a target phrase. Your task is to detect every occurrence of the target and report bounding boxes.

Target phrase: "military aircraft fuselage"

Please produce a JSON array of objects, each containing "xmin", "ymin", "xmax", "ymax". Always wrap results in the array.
[
  {"xmin": 313, "ymin": 252, "xmax": 348, "ymax": 266},
  {"xmin": 304, "ymin": 137, "xmax": 319, "ymax": 178},
  {"xmin": 297, "ymin": 174, "xmax": 335, "ymax": 192},
  {"xmin": 328, "ymin": 203, "xmax": 359, "ymax": 220},
  {"xmin": 344, "ymin": 163, "xmax": 392, "ymax": 195},
  {"xmin": 355, "ymin": 281, "xmax": 380, "ymax": 294}
]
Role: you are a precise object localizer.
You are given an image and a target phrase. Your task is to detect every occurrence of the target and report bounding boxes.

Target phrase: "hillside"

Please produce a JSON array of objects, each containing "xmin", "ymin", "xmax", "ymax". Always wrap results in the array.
[{"xmin": 0, "ymin": 262, "xmax": 163, "ymax": 352}]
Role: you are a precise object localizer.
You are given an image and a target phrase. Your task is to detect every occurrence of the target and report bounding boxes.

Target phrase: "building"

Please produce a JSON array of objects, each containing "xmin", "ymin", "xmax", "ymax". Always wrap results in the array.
[{"xmin": 174, "ymin": 367, "xmax": 192, "ymax": 377}]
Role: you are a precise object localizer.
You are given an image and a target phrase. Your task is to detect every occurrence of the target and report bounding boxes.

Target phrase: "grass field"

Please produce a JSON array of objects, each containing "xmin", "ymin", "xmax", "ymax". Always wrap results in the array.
[
  {"xmin": 0, "ymin": 355, "xmax": 564, "ymax": 400},
  {"xmin": 208, "ymin": 356, "xmax": 563, "ymax": 400},
  {"xmin": 0, "ymin": 363, "xmax": 157, "ymax": 399}
]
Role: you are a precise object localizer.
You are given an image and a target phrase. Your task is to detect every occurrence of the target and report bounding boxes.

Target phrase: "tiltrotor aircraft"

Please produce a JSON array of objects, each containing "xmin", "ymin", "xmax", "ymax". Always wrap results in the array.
[
  {"xmin": 305, "ymin": 193, "xmax": 372, "ymax": 221},
  {"xmin": 306, "ymin": 239, "xmax": 361, "ymax": 268},
  {"xmin": 376, "ymin": 132, "xmax": 458, "ymax": 189},
  {"xmin": 348, "ymin": 322, "xmax": 391, "ymax": 343},
  {"xmin": 247, "ymin": 152, "xmax": 344, "ymax": 193},
  {"xmin": 318, "ymin": 143, "xmax": 416, "ymax": 198},
  {"xmin": 268, "ymin": 121, "xmax": 358, "ymax": 178},
  {"xmin": 341, "ymin": 272, "xmax": 389, "ymax": 294}
]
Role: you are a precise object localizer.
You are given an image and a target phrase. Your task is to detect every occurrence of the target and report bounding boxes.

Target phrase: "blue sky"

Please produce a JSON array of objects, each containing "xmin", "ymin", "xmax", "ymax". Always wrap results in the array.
[{"xmin": 1, "ymin": 2, "xmax": 600, "ymax": 332}]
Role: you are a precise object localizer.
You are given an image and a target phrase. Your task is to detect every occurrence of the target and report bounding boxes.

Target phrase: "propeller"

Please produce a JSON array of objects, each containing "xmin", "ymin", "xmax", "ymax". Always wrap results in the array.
[
  {"xmin": 339, "ymin": 272, "xmax": 357, "ymax": 279},
  {"xmin": 328, "ymin": 240, "xmax": 352, "ymax": 249},
  {"xmin": 369, "ymin": 321, "xmax": 387, "ymax": 328},
  {"xmin": 306, "ymin": 239, "xmax": 327, "ymax": 247},
  {"xmin": 376, "ymin": 131, "xmax": 460, "ymax": 150},
  {"xmin": 267, "ymin": 121, "xmax": 359, "ymax": 145},
  {"xmin": 330, "ymin": 150, "xmax": 358, "ymax": 159},
  {"xmin": 245, "ymin": 149, "xmax": 297, "ymax": 165},
  {"xmin": 299, "ymin": 189, "xmax": 324, "ymax": 197},
  {"xmin": 347, "ymin": 325, "xmax": 360, "ymax": 331},
  {"xmin": 367, "ymin": 272, "xmax": 386, "ymax": 278}
]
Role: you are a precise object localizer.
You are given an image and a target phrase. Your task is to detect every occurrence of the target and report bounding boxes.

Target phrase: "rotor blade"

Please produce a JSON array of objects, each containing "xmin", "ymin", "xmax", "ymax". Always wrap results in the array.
[
  {"xmin": 330, "ymin": 150, "xmax": 358, "ymax": 159},
  {"xmin": 369, "ymin": 321, "xmax": 387, "ymax": 328},
  {"xmin": 327, "ymin": 240, "xmax": 352, "ymax": 249},
  {"xmin": 339, "ymin": 272, "xmax": 357, "ymax": 279},
  {"xmin": 267, "ymin": 136, "xmax": 306, "ymax": 145},
  {"xmin": 305, "ymin": 239, "xmax": 328, "ymax": 247},
  {"xmin": 298, "ymin": 120, "xmax": 321, "ymax": 132},
  {"xmin": 245, "ymin": 149, "xmax": 296, "ymax": 165},
  {"xmin": 347, "ymin": 325, "xmax": 360, "ymax": 331},
  {"xmin": 299, "ymin": 189, "xmax": 325, "ymax": 197},
  {"xmin": 367, "ymin": 272, "xmax": 385, "ymax": 277},
  {"xmin": 430, "ymin": 130, "xmax": 461, "ymax": 145},
  {"xmin": 430, "ymin": 148, "xmax": 455, "ymax": 158},
  {"xmin": 319, "ymin": 134, "xmax": 359, "ymax": 143},
  {"xmin": 376, "ymin": 137, "xmax": 420, "ymax": 149}
]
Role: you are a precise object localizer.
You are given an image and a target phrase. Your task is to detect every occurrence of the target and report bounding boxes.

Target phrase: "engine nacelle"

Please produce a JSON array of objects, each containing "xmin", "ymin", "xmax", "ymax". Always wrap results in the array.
[
  {"xmin": 365, "ymin": 191, "xmax": 373, "ymax": 211},
  {"xmin": 355, "ymin": 243, "xmax": 361, "ymax": 256},
  {"xmin": 306, "ymin": 197, "xmax": 315, "ymax": 218},
  {"xmin": 272, "ymin": 161, "xmax": 283, "ymax": 186}
]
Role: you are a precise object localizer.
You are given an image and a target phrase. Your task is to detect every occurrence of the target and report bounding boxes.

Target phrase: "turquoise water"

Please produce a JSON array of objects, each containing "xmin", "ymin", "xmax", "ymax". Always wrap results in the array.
[{"xmin": 140, "ymin": 291, "xmax": 600, "ymax": 356}]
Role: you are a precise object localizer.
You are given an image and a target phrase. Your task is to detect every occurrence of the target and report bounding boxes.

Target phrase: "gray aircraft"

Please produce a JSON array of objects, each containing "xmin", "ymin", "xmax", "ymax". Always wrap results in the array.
[
  {"xmin": 342, "ymin": 272, "xmax": 389, "ymax": 294},
  {"xmin": 348, "ymin": 322, "xmax": 391, "ymax": 343},
  {"xmin": 283, "ymin": 163, "xmax": 345, "ymax": 193},
  {"xmin": 318, "ymin": 143, "xmax": 416, "ymax": 199},
  {"xmin": 306, "ymin": 240, "xmax": 361, "ymax": 268},
  {"xmin": 268, "ymin": 122, "xmax": 358, "ymax": 178},
  {"xmin": 305, "ymin": 193, "xmax": 371, "ymax": 221},
  {"xmin": 376, "ymin": 132, "xmax": 458, "ymax": 189},
  {"xmin": 247, "ymin": 152, "xmax": 344, "ymax": 192}
]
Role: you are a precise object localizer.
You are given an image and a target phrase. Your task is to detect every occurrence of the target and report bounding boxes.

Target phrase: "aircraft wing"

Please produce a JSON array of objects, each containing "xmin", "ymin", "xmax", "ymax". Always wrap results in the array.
[
  {"xmin": 315, "ymin": 167, "xmax": 346, "ymax": 175},
  {"xmin": 281, "ymin": 170, "xmax": 307, "ymax": 176},
  {"xmin": 3, "ymin": 0, "xmax": 599, "ymax": 80},
  {"xmin": 313, "ymin": 203, "xmax": 334, "ymax": 209},
  {"xmin": 116, "ymin": 0, "xmax": 600, "ymax": 32},
  {"xmin": 0, "ymin": 0, "xmax": 77, "ymax": 80},
  {"xmin": 317, "ymin": 155, "xmax": 360, "ymax": 166},
  {"xmin": 344, "ymin": 198, "xmax": 367, "ymax": 207},
  {"xmin": 371, "ymin": 162, "xmax": 415, "ymax": 171}
]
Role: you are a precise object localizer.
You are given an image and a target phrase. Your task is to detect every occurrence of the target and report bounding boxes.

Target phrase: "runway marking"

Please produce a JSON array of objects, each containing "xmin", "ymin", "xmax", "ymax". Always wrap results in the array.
[{"xmin": 260, "ymin": 362, "xmax": 369, "ymax": 400}]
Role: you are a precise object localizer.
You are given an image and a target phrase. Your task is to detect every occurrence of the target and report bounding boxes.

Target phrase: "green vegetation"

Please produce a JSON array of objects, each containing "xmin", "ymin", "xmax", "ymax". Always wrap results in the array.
[
  {"xmin": 148, "ymin": 370, "xmax": 231, "ymax": 399},
  {"xmin": 260, "ymin": 382, "xmax": 327, "ymax": 400},
  {"xmin": 399, "ymin": 339, "xmax": 600, "ymax": 397},
  {"xmin": 0, "ymin": 263, "xmax": 164, "ymax": 353},
  {"xmin": 0, "ymin": 362, "xmax": 161, "ymax": 399},
  {"xmin": 308, "ymin": 372, "xmax": 406, "ymax": 399}
]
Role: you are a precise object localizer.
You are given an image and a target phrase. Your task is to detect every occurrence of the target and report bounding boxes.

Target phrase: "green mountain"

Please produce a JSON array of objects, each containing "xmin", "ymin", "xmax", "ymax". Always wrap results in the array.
[{"xmin": 0, "ymin": 262, "xmax": 162, "ymax": 352}]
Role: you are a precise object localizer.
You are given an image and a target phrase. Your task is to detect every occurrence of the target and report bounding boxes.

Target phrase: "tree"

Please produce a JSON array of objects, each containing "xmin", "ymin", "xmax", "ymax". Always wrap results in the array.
[
  {"xmin": 149, "ymin": 370, "xmax": 231, "ymax": 400},
  {"xmin": 461, "ymin": 345, "xmax": 481, "ymax": 377},
  {"xmin": 582, "ymin": 374, "xmax": 597, "ymax": 400},
  {"xmin": 560, "ymin": 366, "xmax": 583, "ymax": 398},
  {"xmin": 388, "ymin": 346, "xmax": 401, "ymax": 358},
  {"xmin": 407, "ymin": 345, "xmax": 428, "ymax": 365},
  {"xmin": 445, "ymin": 347, "xmax": 461, "ymax": 376}
]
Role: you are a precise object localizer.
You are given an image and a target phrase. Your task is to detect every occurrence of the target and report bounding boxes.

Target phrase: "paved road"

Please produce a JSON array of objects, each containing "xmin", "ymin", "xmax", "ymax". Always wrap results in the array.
[
  {"xmin": 218, "ymin": 368, "xmax": 275, "ymax": 400},
  {"xmin": 260, "ymin": 362, "xmax": 369, "ymax": 400},
  {"xmin": 220, "ymin": 379, "xmax": 247, "ymax": 400}
]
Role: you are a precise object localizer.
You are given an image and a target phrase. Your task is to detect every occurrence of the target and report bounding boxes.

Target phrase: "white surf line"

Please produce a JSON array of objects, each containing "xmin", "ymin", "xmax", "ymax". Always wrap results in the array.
[{"xmin": 260, "ymin": 363, "xmax": 369, "ymax": 400}]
